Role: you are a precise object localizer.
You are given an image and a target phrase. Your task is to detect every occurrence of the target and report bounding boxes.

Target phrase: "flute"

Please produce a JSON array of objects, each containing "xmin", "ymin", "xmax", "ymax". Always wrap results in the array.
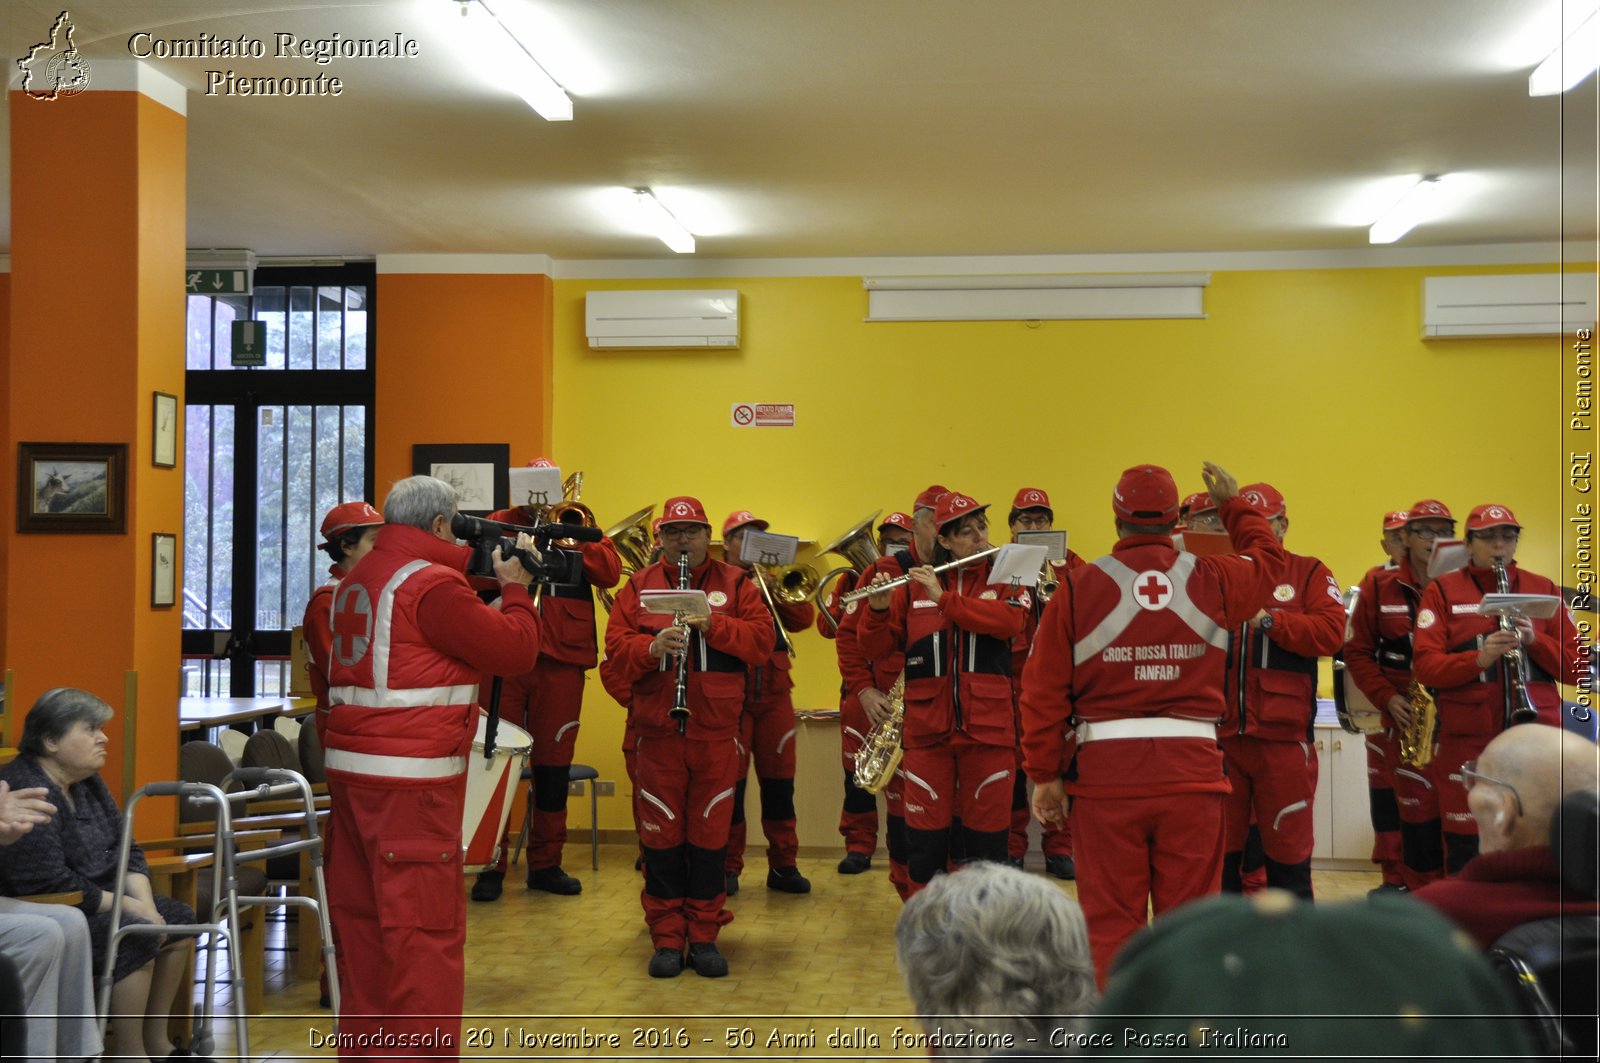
[{"xmin": 838, "ymin": 547, "xmax": 1001, "ymax": 604}]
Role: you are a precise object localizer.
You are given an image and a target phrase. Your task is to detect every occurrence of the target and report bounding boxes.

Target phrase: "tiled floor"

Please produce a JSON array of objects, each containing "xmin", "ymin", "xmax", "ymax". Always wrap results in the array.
[{"xmin": 176, "ymin": 846, "xmax": 1379, "ymax": 1061}]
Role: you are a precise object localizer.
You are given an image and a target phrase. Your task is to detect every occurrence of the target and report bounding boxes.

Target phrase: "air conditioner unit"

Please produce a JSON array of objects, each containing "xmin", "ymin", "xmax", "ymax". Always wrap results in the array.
[
  {"xmin": 1422, "ymin": 273, "xmax": 1597, "ymax": 339},
  {"xmin": 586, "ymin": 289, "xmax": 740, "ymax": 349}
]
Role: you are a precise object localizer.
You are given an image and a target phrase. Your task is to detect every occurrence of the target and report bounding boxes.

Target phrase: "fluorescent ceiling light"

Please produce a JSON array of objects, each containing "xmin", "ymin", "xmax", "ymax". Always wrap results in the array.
[
  {"xmin": 1529, "ymin": 3, "xmax": 1600, "ymax": 94},
  {"xmin": 634, "ymin": 190, "xmax": 697, "ymax": 254},
  {"xmin": 1369, "ymin": 177, "xmax": 1446, "ymax": 244},
  {"xmin": 453, "ymin": 0, "xmax": 572, "ymax": 120}
]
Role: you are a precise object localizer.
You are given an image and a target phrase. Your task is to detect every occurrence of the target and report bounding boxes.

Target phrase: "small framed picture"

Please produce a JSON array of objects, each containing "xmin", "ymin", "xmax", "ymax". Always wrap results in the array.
[
  {"xmin": 411, "ymin": 444, "xmax": 510, "ymax": 516},
  {"xmin": 151, "ymin": 533, "xmax": 177, "ymax": 608},
  {"xmin": 152, "ymin": 392, "xmax": 178, "ymax": 468},
  {"xmin": 16, "ymin": 442, "xmax": 128, "ymax": 533}
]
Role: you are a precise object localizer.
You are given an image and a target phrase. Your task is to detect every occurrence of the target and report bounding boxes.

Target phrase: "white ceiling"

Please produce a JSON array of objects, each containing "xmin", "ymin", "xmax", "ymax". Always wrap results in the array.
[{"xmin": 3, "ymin": 0, "xmax": 1596, "ymax": 263}]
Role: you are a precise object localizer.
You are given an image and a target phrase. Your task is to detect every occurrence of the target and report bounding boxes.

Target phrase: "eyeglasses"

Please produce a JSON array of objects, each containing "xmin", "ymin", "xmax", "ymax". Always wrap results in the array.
[
  {"xmin": 1406, "ymin": 525, "xmax": 1455, "ymax": 539},
  {"xmin": 1459, "ymin": 759, "xmax": 1524, "ymax": 816},
  {"xmin": 1471, "ymin": 529, "xmax": 1521, "ymax": 543},
  {"xmin": 1012, "ymin": 513, "xmax": 1053, "ymax": 530},
  {"xmin": 659, "ymin": 525, "xmax": 705, "ymax": 541}
]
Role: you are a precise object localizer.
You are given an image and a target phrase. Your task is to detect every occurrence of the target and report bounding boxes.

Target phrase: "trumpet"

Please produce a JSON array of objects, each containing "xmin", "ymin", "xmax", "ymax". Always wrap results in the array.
[
  {"xmin": 1492, "ymin": 558, "xmax": 1540, "ymax": 728},
  {"xmin": 1037, "ymin": 560, "xmax": 1060, "ymax": 604},
  {"xmin": 838, "ymin": 547, "xmax": 1001, "ymax": 605}
]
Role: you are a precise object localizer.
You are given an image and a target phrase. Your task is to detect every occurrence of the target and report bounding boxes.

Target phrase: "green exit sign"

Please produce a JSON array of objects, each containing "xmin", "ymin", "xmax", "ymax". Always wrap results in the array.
[
  {"xmin": 232, "ymin": 320, "xmax": 266, "ymax": 366},
  {"xmin": 186, "ymin": 269, "xmax": 251, "ymax": 295}
]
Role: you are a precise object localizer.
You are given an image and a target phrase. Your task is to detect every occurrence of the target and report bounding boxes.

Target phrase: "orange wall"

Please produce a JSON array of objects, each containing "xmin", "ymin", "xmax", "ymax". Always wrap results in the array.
[
  {"xmin": 373, "ymin": 273, "xmax": 554, "ymax": 498},
  {"xmin": 4, "ymin": 91, "xmax": 185, "ymax": 815},
  {"xmin": 0, "ymin": 271, "xmax": 10, "ymax": 736}
]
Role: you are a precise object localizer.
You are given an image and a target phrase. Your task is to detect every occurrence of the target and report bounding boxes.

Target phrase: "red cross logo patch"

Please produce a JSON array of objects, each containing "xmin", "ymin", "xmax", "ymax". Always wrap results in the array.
[
  {"xmin": 670, "ymin": 502, "xmax": 692, "ymax": 518},
  {"xmin": 1486, "ymin": 506, "xmax": 1507, "ymax": 519},
  {"xmin": 331, "ymin": 583, "xmax": 373, "ymax": 666},
  {"xmin": 1132, "ymin": 570, "xmax": 1174, "ymax": 611}
]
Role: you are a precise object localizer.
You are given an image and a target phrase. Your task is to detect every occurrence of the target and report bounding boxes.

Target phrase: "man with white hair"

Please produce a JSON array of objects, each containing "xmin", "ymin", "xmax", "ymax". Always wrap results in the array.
[
  {"xmin": 895, "ymin": 861, "xmax": 1095, "ymax": 1048},
  {"xmin": 1414, "ymin": 724, "xmax": 1599, "ymax": 948}
]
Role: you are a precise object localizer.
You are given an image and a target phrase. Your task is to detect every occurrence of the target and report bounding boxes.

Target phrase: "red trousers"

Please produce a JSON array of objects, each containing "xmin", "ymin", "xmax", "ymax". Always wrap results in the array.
[
  {"xmin": 837, "ymin": 694, "xmax": 880, "ymax": 856},
  {"xmin": 1393, "ymin": 743, "xmax": 1444, "ymax": 889},
  {"xmin": 635, "ymin": 733, "xmax": 740, "ymax": 949},
  {"xmin": 326, "ymin": 769, "xmax": 466, "ymax": 1058},
  {"xmin": 1072, "ymin": 791, "xmax": 1225, "ymax": 987},
  {"xmin": 1009, "ymin": 748, "xmax": 1073, "ymax": 859},
  {"xmin": 726, "ymin": 690, "xmax": 799, "ymax": 874},
  {"xmin": 1364, "ymin": 728, "xmax": 1404, "ymax": 885},
  {"xmin": 901, "ymin": 737, "xmax": 1013, "ymax": 894},
  {"xmin": 1220, "ymin": 736, "xmax": 1317, "ymax": 864},
  {"xmin": 504, "ymin": 660, "xmax": 586, "ymax": 870}
]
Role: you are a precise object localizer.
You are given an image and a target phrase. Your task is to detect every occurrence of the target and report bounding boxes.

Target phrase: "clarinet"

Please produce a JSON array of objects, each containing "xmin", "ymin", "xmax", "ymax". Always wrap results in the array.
[
  {"xmin": 671, "ymin": 550, "xmax": 692, "ymax": 731},
  {"xmin": 1493, "ymin": 557, "xmax": 1540, "ymax": 728}
]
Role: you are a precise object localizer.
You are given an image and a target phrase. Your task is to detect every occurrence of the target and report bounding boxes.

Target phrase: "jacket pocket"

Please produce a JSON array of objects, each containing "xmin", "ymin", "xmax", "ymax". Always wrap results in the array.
[
  {"xmin": 1248, "ymin": 668, "xmax": 1314, "ymax": 732},
  {"xmin": 377, "ymin": 836, "xmax": 460, "ymax": 931}
]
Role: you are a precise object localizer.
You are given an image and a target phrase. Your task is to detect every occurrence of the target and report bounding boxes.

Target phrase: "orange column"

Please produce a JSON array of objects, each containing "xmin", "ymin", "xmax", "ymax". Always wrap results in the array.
[
  {"xmin": 374, "ymin": 268, "xmax": 554, "ymax": 495},
  {"xmin": 5, "ymin": 66, "xmax": 186, "ymax": 815}
]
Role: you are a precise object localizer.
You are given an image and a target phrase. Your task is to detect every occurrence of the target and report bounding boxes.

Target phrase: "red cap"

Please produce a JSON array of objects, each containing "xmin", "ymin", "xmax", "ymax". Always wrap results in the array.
[
  {"xmin": 320, "ymin": 501, "xmax": 384, "ymax": 540},
  {"xmin": 721, "ymin": 510, "xmax": 769, "ymax": 537},
  {"xmin": 1406, "ymin": 499, "xmax": 1454, "ymax": 523},
  {"xmin": 524, "ymin": 457, "xmax": 557, "ymax": 468},
  {"xmin": 651, "ymin": 517, "xmax": 664, "ymax": 536},
  {"xmin": 1188, "ymin": 493, "xmax": 1219, "ymax": 517},
  {"xmin": 1011, "ymin": 487, "xmax": 1052, "ymax": 512},
  {"xmin": 878, "ymin": 512, "xmax": 914, "ymax": 532},
  {"xmin": 1240, "ymin": 483, "xmax": 1286, "ymax": 520},
  {"xmin": 1465, "ymin": 503, "xmax": 1521, "ymax": 531},
  {"xmin": 933, "ymin": 491, "xmax": 989, "ymax": 530},
  {"xmin": 1383, "ymin": 510, "xmax": 1409, "ymax": 531},
  {"xmin": 1180, "ymin": 491, "xmax": 1209, "ymax": 515},
  {"xmin": 659, "ymin": 496, "xmax": 711, "ymax": 529},
  {"xmin": 914, "ymin": 484, "xmax": 950, "ymax": 511},
  {"xmin": 1112, "ymin": 465, "xmax": 1179, "ymax": 523}
]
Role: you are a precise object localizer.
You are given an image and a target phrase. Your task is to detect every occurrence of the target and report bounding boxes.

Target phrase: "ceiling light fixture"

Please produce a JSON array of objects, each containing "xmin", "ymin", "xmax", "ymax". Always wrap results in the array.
[
  {"xmin": 1368, "ymin": 176, "xmax": 1446, "ymax": 244},
  {"xmin": 634, "ymin": 189, "xmax": 697, "ymax": 254},
  {"xmin": 454, "ymin": 0, "xmax": 572, "ymax": 120},
  {"xmin": 1529, "ymin": 3, "xmax": 1600, "ymax": 95}
]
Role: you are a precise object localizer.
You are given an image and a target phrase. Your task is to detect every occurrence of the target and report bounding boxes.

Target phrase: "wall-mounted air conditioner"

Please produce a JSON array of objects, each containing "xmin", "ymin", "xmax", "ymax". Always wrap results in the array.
[
  {"xmin": 1422, "ymin": 273, "xmax": 1597, "ymax": 338},
  {"xmin": 862, "ymin": 273, "xmax": 1210, "ymax": 322},
  {"xmin": 586, "ymin": 289, "xmax": 740, "ymax": 349}
]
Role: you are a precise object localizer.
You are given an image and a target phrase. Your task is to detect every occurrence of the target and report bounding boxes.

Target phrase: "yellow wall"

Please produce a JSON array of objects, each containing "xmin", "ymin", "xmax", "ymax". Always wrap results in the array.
[{"xmin": 550, "ymin": 262, "xmax": 1587, "ymax": 829}]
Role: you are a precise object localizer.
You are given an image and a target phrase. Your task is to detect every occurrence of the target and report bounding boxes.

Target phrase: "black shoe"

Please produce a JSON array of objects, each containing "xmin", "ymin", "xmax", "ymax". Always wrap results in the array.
[
  {"xmin": 1005, "ymin": 856, "xmax": 1025, "ymax": 870},
  {"xmin": 527, "ymin": 865, "xmax": 582, "ymax": 895},
  {"xmin": 1368, "ymin": 882, "xmax": 1410, "ymax": 898},
  {"xmin": 837, "ymin": 852, "xmax": 872, "ymax": 874},
  {"xmin": 687, "ymin": 941, "xmax": 729, "ymax": 978},
  {"xmin": 767, "ymin": 866, "xmax": 812, "ymax": 894},
  {"xmin": 1045, "ymin": 855, "xmax": 1076, "ymax": 880},
  {"xmin": 319, "ymin": 993, "xmax": 331, "ymax": 1008},
  {"xmin": 725, "ymin": 872, "xmax": 739, "ymax": 896},
  {"xmin": 648, "ymin": 948, "xmax": 684, "ymax": 978},
  {"xmin": 470, "ymin": 869, "xmax": 505, "ymax": 901}
]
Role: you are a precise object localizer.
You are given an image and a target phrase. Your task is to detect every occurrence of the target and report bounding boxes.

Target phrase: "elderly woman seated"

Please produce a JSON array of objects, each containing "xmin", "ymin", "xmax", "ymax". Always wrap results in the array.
[
  {"xmin": 0, "ymin": 688, "xmax": 197, "ymax": 1062},
  {"xmin": 895, "ymin": 861, "xmax": 1096, "ymax": 1052}
]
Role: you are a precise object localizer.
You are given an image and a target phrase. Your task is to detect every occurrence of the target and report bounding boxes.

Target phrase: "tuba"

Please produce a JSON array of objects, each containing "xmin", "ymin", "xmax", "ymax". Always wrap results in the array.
[
  {"xmin": 812, "ymin": 512, "xmax": 884, "ymax": 631},
  {"xmin": 1398, "ymin": 679, "xmax": 1438, "ymax": 768},
  {"xmin": 1493, "ymin": 558, "xmax": 1541, "ymax": 728},
  {"xmin": 595, "ymin": 505, "xmax": 655, "ymax": 613},
  {"xmin": 853, "ymin": 671, "xmax": 906, "ymax": 794}
]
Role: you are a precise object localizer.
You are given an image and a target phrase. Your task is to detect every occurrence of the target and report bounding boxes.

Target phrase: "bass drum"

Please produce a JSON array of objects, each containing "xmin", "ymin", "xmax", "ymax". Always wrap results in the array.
[{"xmin": 461, "ymin": 714, "xmax": 533, "ymax": 873}]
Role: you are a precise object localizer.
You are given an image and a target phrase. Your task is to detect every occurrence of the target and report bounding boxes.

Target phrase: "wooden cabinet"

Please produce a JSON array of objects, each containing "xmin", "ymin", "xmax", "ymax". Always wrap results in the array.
[{"xmin": 1311, "ymin": 723, "xmax": 1376, "ymax": 869}]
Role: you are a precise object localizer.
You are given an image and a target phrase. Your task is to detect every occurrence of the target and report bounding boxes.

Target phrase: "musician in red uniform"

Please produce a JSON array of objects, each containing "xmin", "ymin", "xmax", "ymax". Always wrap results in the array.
[
  {"xmin": 836, "ymin": 490, "xmax": 944, "ymax": 891},
  {"xmin": 1411, "ymin": 504, "xmax": 1583, "ymax": 874},
  {"xmin": 470, "ymin": 457, "xmax": 623, "ymax": 901},
  {"xmin": 603, "ymin": 496, "xmax": 772, "ymax": 978},
  {"xmin": 825, "ymin": 512, "xmax": 912, "ymax": 871},
  {"xmin": 324, "ymin": 475, "xmax": 539, "ymax": 1055},
  {"xmin": 1218, "ymin": 483, "xmax": 1345, "ymax": 901},
  {"xmin": 1021, "ymin": 462, "xmax": 1285, "ymax": 984},
  {"xmin": 1342, "ymin": 507, "xmax": 1426, "ymax": 893},
  {"xmin": 1005, "ymin": 487, "xmax": 1086, "ymax": 879},
  {"xmin": 303, "ymin": 501, "xmax": 384, "ymax": 739},
  {"xmin": 859, "ymin": 491, "xmax": 1029, "ymax": 897},
  {"xmin": 720, "ymin": 510, "xmax": 815, "ymax": 895}
]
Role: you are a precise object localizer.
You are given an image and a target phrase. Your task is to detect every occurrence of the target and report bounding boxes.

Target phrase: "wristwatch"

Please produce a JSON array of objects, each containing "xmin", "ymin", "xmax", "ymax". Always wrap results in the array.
[{"xmin": 1258, "ymin": 611, "xmax": 1276, "ymax": 632}]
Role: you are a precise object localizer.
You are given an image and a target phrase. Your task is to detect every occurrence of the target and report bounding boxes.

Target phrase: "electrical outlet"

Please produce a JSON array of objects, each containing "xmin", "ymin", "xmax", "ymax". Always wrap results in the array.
[{"xmin": 569, "ymin": 779, "xmax": 618, "ymax": 796}]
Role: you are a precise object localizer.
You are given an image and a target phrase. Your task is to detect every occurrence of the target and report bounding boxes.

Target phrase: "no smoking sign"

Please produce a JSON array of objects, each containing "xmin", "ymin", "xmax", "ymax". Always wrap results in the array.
[{"xmin": 730, "ymin": 402, "xmax": 795, "ymax": 428}]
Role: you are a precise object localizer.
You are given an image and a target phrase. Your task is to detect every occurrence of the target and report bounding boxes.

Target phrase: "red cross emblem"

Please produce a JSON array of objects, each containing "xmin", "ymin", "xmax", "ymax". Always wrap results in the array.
[
  {"xmin": 331, "ymin": 583, "xmax": 373, "ymax": 666},
  {"xmin": 1486, "ymin": 506, "xmax": 1506, "ymax": 519},
  {"xmin": 1133, "ymin": 570, "xmax": 1174, "ymax": 611},
  {"xmin": 671, "ymin": 502, "xmax": 691, "ymax": 517}
]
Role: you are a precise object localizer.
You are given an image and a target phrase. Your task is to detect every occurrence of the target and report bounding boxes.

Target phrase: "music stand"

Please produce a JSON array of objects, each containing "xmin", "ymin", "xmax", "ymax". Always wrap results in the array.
[{"xmin": 990, "ymin": 543, "xmax": 1047, "ymax": 587}]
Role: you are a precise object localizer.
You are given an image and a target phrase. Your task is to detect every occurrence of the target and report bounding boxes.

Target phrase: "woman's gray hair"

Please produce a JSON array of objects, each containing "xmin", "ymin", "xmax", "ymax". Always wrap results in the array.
[
  {"xmin": 895, "ymin": 861, "xmax": 1096, "ymax": 1045},
  {"xmin": 382, "ymin": 475, "xmax": 459, "ymax": 531},
  {"xmin": 18, "ymin": 688, "xmax": 114, "ymax": 757}
]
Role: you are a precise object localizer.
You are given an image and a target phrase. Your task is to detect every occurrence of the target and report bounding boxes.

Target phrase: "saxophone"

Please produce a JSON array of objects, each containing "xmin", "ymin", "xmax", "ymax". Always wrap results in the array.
[
  {"xmin": 1398, "ymin": 678, "xmax": 1438, "ymax": 768},
  {"xmin": 853, "ymin": 671, "xmax": 906, "ymax": 794}
]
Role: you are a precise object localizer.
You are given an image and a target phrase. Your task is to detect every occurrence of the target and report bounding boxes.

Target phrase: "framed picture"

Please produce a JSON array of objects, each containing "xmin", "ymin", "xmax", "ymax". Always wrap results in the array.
[
  {"xmin": 151, "ymin": 533, "xmax": 177, "ymax": 607},
  {"xmin": 152, "ymin": 392, "xmax": 178, "ymax": 468},
  {"xmin": 16, "ymin": 442, "xmax": 128, "ymax": 533},
  {"xmin": 411, "ymin": 444, "xmax": 509, "ymax": 516}
]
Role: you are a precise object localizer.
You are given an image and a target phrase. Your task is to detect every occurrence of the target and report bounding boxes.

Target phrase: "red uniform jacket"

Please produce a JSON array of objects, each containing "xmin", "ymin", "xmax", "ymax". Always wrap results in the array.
[
  {"xmin": 740, "ymin": 569, "xmax": 814, "ymax": 698},
  {"xmin": 325, "ymin": 524, "xmax": 540, "ymax": 765},
  {"xmin": 1011, "ymin": 551, "xmax": 1088, "ymax": 700},
  {"xmin": 815, "ymin": 570, "xmax": 857, "ymax": 640},
  {"xmin": 603, "ymin": 557, "xmax": 773, "ymax": 739},
  {"xmin": 1345, "ymin": 558, "xmax": 1427, "ymax": 724},
  {"xmin": 1225, "ymin": 549, "xmax": 1345, "ymax": 741},
  {"xmin": 487, "ymin": 506, "xmax": 623, "ymax": 669},
  {"xmin": 1019, "ymin": 499, "xmax": 1286, "ymax": 798},
  {"xmin": 303, "ymin": 567, "xmax": 339, "ymax": 710},
  {"xmin": 835, "ymin": 546, "xmax": 924, "ymax": 705},
  {"xmin": 857, "ymin": 554, "xmax": 1028, "ymax": 749},
  {"xmin": 1412, "ymin": 563, "xmax": 1581, "ymax": 736}
]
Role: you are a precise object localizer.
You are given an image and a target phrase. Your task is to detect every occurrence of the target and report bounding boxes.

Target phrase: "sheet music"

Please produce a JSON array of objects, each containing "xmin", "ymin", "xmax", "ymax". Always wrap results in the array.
[
  {"xmin": 741, "ymin": 530, "xmax": 799, "ymax": 567},
  {"xmin": 1426, "ymin": 540, "xmax": 1469, "ymax": 580},
  {"xmin": 1015, "ymin": 529, "xmax": 1066, "ymax": 562},
  {"xmin": 638, "ymin": 589, "xmax": 712, "ymax": 618},
  {"xmin": 1478, "ymin": 593, "xmax": 1563, "ymax": 620},
  {"xmin": 989, "ymin": 543, "xmax": 1048, "ymax": 586},
  {"xmin": 507, "ymin": 466, "xmax": 563, "ymax": 510}
]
